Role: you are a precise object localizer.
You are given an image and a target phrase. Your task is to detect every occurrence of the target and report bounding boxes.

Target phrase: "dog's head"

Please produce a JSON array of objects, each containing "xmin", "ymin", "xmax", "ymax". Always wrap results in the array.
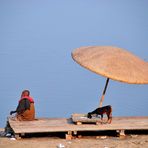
[{"xmin": 87, "ymin": 112, "xmax": 92, "ymax": 119}]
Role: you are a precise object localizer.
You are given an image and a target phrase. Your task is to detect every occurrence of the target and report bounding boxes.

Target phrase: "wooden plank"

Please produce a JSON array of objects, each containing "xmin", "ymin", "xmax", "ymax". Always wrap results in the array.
[
  {"xmin": 72, "ymin": 113, "xmax": 101, "ymax": 123},
  {"xmin": 9, "ymin": 116, "xmax": 148, "ymax": 135}
]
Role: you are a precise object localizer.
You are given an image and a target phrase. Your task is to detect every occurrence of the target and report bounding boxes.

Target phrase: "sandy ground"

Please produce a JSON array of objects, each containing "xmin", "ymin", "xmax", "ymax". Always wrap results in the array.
[
  {"xmin": 0, "ymin": 129, "xmax": 148, "ymax": 148},
  {"xmin": 1, "ymin": 135, "xmax": 148, "ymax": 148}
]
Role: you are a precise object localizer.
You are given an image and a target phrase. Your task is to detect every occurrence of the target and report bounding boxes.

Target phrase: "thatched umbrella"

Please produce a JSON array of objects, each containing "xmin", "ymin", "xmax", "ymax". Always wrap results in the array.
[{"xmin": 71, "ymin": 46, "xmax": 148, "ymax": 107}]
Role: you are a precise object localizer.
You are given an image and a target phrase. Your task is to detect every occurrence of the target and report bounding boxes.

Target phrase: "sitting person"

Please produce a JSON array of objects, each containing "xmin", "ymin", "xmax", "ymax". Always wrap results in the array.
[
  {"xmin": 10, "ymin": 89, "xmax": 35, "ymax": 121},
  {"xmin": 4, "ymin": 90, "xmax": 36, "ymax": 137}
]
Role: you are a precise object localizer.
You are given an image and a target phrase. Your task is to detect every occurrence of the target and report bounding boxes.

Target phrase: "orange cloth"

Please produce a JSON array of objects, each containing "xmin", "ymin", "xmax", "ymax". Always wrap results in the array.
[{"xmin": 16, "ymin": 103, "xmax": 35, "ymax": 121}]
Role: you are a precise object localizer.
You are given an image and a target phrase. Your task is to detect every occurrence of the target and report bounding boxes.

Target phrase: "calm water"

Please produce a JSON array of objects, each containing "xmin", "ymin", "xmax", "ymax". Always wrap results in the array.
[
  {"xmin": 0, "ymin": 1, "xmax": 148, "ymax": 127},
  {"xmin": 0, "ymin": 49, "xmax": 148, "ymax": 128}
]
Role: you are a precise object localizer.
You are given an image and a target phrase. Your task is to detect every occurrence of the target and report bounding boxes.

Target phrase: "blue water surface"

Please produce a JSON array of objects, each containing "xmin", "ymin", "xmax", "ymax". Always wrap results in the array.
[{"xmin": 0, "ymin": 0, "xmax": 148, "ymax": 127}]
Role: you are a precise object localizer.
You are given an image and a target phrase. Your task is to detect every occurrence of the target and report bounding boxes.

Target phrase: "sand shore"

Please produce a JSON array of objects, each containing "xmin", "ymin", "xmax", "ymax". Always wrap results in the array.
[{"xmin": 1, "ymin": 135, "xmax": 148, "ymax": 148}]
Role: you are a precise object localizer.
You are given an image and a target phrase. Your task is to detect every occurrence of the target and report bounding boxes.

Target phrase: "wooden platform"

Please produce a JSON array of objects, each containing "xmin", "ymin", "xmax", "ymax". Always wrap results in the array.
[{"xmin": 9, "ymin": 116, "xmax": 148, "ymax": 139}]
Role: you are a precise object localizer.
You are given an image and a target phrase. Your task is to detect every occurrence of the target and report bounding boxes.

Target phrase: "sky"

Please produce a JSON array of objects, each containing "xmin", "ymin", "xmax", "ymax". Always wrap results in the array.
[{"xmin": 0, "ymin": 0, "xmax": 148, "ymax": 127}]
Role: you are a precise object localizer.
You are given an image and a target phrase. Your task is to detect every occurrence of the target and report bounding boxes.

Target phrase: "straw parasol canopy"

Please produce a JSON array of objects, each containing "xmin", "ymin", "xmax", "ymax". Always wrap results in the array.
[{"xmin": 72, "ymin": 46, "xmax": 148, "ymax": 106}]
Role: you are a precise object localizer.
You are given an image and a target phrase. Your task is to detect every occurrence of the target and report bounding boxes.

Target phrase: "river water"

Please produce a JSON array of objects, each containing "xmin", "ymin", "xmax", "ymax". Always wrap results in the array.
[{"xmin": 0, "ymin": 1, "xmax": 148, "ymax": 127}]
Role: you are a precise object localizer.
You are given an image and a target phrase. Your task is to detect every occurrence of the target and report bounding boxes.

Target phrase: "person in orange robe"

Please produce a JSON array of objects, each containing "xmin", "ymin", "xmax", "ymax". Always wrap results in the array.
[
  {"xmin": 10, "ymin": 90, "xmax": 35, "ymax": 121},
  {"xmin": 3, "ymin": 90, "xmax": 36, "ymax": 137}
]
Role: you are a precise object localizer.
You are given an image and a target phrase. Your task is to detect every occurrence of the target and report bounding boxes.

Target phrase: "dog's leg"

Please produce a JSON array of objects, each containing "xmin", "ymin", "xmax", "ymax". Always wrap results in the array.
[
  {"xmin": 108, "ymin": 113, "xmax": 112, "ymax": 124},
  {"xmin": 107, "ymin": 113, "xmax": 110, "ymax": 123},
  {"xmin": 100, "ymin": 114, "xmax": 104, "ymax": 124},
  {"xmin": 108, "ymin": 106, "xmax": 112, "ymax": 124},
  {"xmin": 107, "ymin": 109, "xmax": 112, "ymax": 124}
]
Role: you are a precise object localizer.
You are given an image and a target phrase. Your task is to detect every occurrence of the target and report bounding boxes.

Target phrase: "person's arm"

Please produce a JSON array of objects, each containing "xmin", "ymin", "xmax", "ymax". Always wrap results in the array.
[{"xmin": 10, "ymin": 99, "xmax": 30, "ymax": 115}]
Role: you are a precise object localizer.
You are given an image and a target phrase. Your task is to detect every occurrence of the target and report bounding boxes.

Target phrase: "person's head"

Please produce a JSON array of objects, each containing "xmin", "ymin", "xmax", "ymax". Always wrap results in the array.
[{"xmin": 21, "ymin": 90, "xmax": 30, "ymax": 97}]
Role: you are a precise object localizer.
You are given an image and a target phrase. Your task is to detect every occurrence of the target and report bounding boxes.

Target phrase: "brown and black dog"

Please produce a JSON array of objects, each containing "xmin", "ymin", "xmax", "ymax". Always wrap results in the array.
[{"xmin": 87, "ymin": 105, "xmax": 112, "ymax": 124}]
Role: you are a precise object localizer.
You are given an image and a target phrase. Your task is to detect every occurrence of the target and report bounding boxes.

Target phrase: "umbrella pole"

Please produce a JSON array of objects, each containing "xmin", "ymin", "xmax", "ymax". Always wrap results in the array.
[{"xmin": 99, "ymin": 78, "xmax": 110, "ymax": 107}]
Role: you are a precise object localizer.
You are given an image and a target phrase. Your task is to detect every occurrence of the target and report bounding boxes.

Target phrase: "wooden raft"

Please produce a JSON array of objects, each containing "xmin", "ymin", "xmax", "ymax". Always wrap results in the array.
[{"xmin": 9, "ymin": 116, "xmax": 148, "ymax": 139}]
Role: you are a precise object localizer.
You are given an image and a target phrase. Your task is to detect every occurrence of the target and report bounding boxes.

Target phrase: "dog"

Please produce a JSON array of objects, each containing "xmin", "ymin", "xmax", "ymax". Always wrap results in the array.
[{"xmin": 87, "ymin": 105, "xmax": 112, "ymax": 124}]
